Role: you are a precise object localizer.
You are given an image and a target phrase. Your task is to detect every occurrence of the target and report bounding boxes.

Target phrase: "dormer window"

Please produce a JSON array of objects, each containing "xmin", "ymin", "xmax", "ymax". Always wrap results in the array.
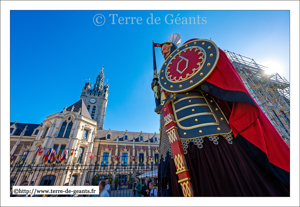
[
  {"xmin": 140, "ymin": 136, "xmax": 143, "ymax": 141},
  {"xmin": 10, "ymin": 128, "xmax": 14, "ymax": 133},
  {"xmin": 107, "ymin": 134, "xmax": 111, "ymax": 139},
  {"xmin": 34, "ymin": 130, "xmax": 39, "ymax": 135},
  {"xmin": 154, "ymin": 137, "xmax": 157, "ymax": 142},
  {"xmin": 42, "ymin": 127, "xmax": 49, "ymax": 138},
  {"xmin": 124, "ymin": 135, "xmax": 128, "ymax": 140}
]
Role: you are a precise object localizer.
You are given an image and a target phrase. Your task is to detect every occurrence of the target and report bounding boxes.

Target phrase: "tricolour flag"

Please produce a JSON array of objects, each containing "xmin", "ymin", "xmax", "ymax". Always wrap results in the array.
[
  {"xmin": 38, "ymin": 148, "xmax": 44, "ymax": 156},
  {"xmin": 35, "ymin": 147, "xmax": 40, "ymax": 154},
  {"xmin": 89, "ymin": 151, "xmax": 94, "ymax": 159},
  {"xmin": 10, "ymin": 154, "xmax": 14, "ymax": 160}
]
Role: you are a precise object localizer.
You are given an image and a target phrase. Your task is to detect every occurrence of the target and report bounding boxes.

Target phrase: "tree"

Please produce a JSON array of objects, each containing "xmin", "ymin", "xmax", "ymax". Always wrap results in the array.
[{"xmin": 92, "ymin": 173, "xmax": 100, "ymax": 186}]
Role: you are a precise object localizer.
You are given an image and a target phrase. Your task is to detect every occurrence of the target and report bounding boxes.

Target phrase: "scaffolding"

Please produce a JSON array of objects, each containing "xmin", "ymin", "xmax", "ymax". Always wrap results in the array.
[{"xmin": 225, "ymin": 50, "xmax": 290, "ymax": 146}]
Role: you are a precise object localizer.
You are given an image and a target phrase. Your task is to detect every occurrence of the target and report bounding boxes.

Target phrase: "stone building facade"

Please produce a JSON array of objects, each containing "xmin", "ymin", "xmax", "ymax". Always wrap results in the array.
[{"xmin": 10, "ymin": 68, "xmax": 159, "ymax": 187}]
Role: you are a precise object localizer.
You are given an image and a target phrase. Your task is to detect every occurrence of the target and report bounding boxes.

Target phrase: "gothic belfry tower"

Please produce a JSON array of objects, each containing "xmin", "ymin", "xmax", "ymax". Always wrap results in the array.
[{"xmin": 80, "ymin": 66, "xmax": 109, "ymax": 130}]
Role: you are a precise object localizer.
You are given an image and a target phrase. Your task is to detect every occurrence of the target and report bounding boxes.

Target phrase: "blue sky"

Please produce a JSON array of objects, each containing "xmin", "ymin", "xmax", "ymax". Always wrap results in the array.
[{"xmin": 10, "ymin": 10, "xmax": 290, "ymax": 133}]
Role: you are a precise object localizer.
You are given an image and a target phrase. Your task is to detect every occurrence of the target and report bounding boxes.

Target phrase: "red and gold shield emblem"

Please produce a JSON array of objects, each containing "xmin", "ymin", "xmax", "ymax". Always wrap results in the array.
[{"xmin": 159, "ymin": 39, "xmax": 219, "ymax": 93}]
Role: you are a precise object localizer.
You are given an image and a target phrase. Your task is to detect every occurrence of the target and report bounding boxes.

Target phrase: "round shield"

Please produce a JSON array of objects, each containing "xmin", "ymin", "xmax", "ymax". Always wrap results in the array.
[{"xmin": 158, "ymin": 39, "xmax": 219, "ymax": 93}]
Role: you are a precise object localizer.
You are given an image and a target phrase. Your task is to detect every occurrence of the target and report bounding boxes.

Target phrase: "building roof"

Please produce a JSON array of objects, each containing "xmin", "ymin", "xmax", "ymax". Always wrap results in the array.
[
  {"xmin": 64, "ymin": 99, "xmax": 92, "ymax": 119},
  {"xmin": 10, "ymin": 122, "xmax": 40, "ymax": 136},
  {"xmin": 97, "ymin": 129, "xmax": 159, "ymax": 143}
]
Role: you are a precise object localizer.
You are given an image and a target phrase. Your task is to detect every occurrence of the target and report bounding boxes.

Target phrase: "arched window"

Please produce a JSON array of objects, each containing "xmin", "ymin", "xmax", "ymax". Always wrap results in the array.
[
  {"xmin": 87, "ymin": 105, "xmax": 90, "ymax": 111},
  {"xmin": 77, "ymin": 147, "xmax": 84, "ymax": 163},
  {"xmin": 40, "ymin": 175, "xmax": 56, "ymax": 186},
  {"xmin": 42, "ymin": 127, "xmax": 49, "ymax": 138},
  {"xmin": 13, "ymin": 128, "xmax": 22, "ymax": 136},
  {"xmin": 91, "ymin": 106, "xmax": 96, "ymax": 119},
  {"xmin": 63, "ymin": 121, "xmax": 73, "ymax": 138},
  {"xmin": 58, "ymin": 121, "xmax": 67, "ymax": 137}
]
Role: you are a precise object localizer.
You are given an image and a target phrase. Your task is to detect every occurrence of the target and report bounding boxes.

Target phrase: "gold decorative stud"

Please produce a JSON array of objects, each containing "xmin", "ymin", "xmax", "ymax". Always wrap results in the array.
[
  {"xmin": 179, "ymin": 85, "xmax": 182, "ymax": 88},
  {"xmin": 217, "ymin": 127, "xmax": 221, "ymax": 131},
  {"xmin": 206, "ymin": 94, "xmax": 208, "ymax": 96},
  {"xmin": 186, "ymin": 92, "xmax": 189, "ymax": 95},
  {"xmin": 189, "ymin": 100, "xmax": 192, "ymax": 103},
  {"xmin": 199, "ymin": 130, "xmax": 203, "ymax": 133},
  {"xmin": 208, "ymin": 46, "xmax": 211, "ymax": 49},
  {"xmin": 185, "ymin": 45, "xmax": 188, "ymax": 47},
  {"xmin": 195, "ymin": 119, "xmax": 198, "ymax": 122},
  {"xmin": 170, "ymin": 85, "xmax": 173, "ymax": 88},
  {"xmin": 194, "ymin": 42, "xmax": 196, "ymax": 45},
  {"xmin": 192, "ymin": 109, "xmax": 195, "ymax": 112},
  {"xmin": 164, "ymin": 108, "xmax": 167, "ymax": 111},
  {"xmin": 220, "ymin": 118, "xmax": 224, "ymax": 121},
  {"xmin": 161, "ymin": 77, "xmax": 164, "ymax": 80},
  {"xmin": 190, "ymin": 80, "xmax": 193, "ymax": 84},
  {"xmin": 184, "ymin": 132, "xmax": 187, "ymax": 135},
  {"xmin": 170, "ymin": 56, "xmax": 172, "ymax": 58},
  {"xmin": 162, "ymin": 70, "xmax": 164, "ymax": 73},
  {"xmin": 216, "ymin": 108, "xmax": 219, "ymax": 111},
  {"xmin": 165, "ymin": 63, "xmax": 167, "ymax": 65},
  {"xmin": 164, "ymin": 82, "xmax": 167, "ymax": 85},
  {"xmin": 210, "ymin": 54, "xmax": 213, "ymax": 57},
  {"xmin": 210, "ymin": 100, "xmax": 213, "ymax": 103},
  {"xmin": 202, "ymin": 42, "xmax": 205, "ymax": 45},
  {"xmin": 177, "ymin": 50, "xmax": 179, "ymax": 52},
  {"xmin": 200, "ymin": 73, "xmax": 203, "ymax": 76},
  {"xmin": 207, "ymin": 63, "xmax": 211, "ymax": 67}
]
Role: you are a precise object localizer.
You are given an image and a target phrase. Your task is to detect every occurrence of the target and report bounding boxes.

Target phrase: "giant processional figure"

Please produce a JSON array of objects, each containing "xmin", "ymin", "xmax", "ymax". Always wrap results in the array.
[{"xmin": 151, "ymin": 33, "xmax": 290, "ymax": 197}]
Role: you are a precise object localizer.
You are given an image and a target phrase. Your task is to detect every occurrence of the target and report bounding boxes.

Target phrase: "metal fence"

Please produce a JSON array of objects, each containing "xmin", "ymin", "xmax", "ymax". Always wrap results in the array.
[{"xmin": 10, "ymin": 157, "xmax": 158, "ymax": 197}]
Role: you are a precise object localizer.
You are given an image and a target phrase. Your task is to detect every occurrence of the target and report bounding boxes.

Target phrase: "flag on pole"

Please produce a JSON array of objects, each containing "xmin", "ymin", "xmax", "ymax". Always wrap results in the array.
[
  {"xmin": 70, "ymin": 148, "xmax": 74, "ymax": 156},
  {"xmin": 154, "ymin": 43, "xmax": 161, "ymax": 47},
  {"xmin": 22, "ymin": 151, "xmax": 29, "ymax": 160},
  {"xmin": 48, "ymin": 149, "xmax": 54, "ymax": 161},
  {"xmin": 89, "ymin": 151, "xmax": 94, "ymax": 159},
  {"xmin": 74, "ymin": 148, "xmax": 77, "ymax": 156},
  {"xmin": 35, "ymin": 147, "xmax": 40, "ymax": 154},
  {"xmin": 65, "ymin": 150, "xmax": 69, "ymax": 161},
  {"xmin": 60, "ymin": 149, "xmax": 66, "ymax": 162},
  {"xmin": 10, "ymin": 154, "xmax": 14, "ymax": 160},
  {"xmin": 38, "ymin": 148, "xmax": 44, "ymax": 156},
  {"xmin": 43, "ymin": 150, "xmax": 49, "ymax": 163}
]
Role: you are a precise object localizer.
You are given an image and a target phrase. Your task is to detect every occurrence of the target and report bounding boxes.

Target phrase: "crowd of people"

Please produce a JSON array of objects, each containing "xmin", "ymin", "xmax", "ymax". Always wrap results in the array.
[{"xmin": 10, "ymin": 177, "xmax": 158, "ymax": 197}]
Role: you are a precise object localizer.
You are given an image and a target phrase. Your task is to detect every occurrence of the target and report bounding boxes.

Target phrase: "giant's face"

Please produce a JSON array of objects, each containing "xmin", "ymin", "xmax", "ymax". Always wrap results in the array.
[{"xmin": 161, "ymin": 44, "xmax": 171, "ymax": 59}]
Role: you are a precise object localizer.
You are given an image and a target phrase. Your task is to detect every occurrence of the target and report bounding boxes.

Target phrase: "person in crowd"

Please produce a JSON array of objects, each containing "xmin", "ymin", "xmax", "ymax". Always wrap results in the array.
[
  {"xmin": 99, "ymin": 180, "xmax": 109, "ymax": 197},
  {"xmin": 105, "ymin": 178, "xmax": 111, "ymax": 194},
  {"xmin": 142, "ymin": 178, "xmax": 150, "ymax": 197},
  {"xmin": 149, "ymin": 182, "xmax": 157, "ymax": 197},
  {"xmin": 133, "ymin": 177, "xmax": 142, "ymax": 197}
]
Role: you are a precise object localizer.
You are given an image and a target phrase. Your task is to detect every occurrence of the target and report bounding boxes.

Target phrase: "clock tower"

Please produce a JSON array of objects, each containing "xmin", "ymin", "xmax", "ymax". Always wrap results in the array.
[{"xmin": 80, "ymin": 66, "xmax": 109, "ymax": 130}]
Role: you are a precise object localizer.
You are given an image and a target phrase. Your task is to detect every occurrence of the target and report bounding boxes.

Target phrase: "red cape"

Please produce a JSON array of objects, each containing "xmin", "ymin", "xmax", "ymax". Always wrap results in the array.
[{"xmin": 204, "ymin": 48, "xmax": 290, "ymax": 186}]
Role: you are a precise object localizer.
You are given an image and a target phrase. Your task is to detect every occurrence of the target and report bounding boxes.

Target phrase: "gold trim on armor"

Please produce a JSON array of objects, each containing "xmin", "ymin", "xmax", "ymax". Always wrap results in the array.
[
  {"xmin": 178, "ymin": 177, "xmax": 191, "ymax": 183},
  {"xmin": 166, "ymin": 126, "xmax": 178, "ymax": 133},
  {"xmin": 176, "ymin": 169, "xmax": 189, "ymax": 175},
  {"xmin": 175, "ymin": 103, "xmax": 208, "ymax": 113}
]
